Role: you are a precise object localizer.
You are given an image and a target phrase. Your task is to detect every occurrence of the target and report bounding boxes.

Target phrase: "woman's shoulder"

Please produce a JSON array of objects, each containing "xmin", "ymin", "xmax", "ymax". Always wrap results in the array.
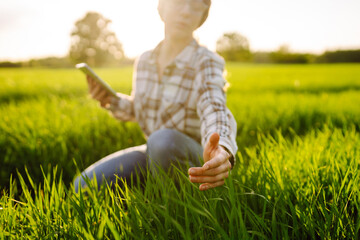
[
  {"xmin": 136, "ymin": 50, "xmax": 153, "ymax": 64},
  {"xmin": 195, "ymin": 44, "xmax": 225, "ymax": 67},
  {"xmin": 133, "ymin": 50, "xmax": 156, "ymax": 72},
  {"xmin": 137, "ymin": 41, "xmax": 163, "ymax": 65},
  {"xmin": 193, "ymin": 44, "xmax": 228, "ymax": 88}
]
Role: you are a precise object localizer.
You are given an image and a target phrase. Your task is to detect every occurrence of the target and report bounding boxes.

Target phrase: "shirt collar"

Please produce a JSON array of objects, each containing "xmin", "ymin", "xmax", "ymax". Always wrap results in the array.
[{"xmin": 148, "ymin": 39, "xmax": 199, "ymax": 69}]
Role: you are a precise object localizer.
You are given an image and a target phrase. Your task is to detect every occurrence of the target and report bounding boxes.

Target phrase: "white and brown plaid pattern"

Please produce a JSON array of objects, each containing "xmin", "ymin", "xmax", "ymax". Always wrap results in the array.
[{"xmin": 109, "ymin": 39, "xmax": 238, "ymax": 165}]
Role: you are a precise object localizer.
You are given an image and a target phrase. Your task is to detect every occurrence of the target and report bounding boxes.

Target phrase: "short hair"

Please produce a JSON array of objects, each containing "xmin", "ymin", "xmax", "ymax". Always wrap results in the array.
[{"xmin": 158, "ymin": 0, "xmax": 211, "ymax": 28}]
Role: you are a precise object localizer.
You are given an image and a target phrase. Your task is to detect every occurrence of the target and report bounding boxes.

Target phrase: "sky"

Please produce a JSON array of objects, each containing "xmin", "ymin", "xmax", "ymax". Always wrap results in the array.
[{"xmin": 0, "ymin": 0, "xmax": 360, "ymax": 61}]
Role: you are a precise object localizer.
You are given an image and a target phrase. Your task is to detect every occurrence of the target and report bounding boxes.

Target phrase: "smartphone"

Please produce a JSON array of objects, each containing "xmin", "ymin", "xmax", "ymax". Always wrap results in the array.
[{"xmin": 75, "ymin": 63, "xmax": 117, "ymax": 97}]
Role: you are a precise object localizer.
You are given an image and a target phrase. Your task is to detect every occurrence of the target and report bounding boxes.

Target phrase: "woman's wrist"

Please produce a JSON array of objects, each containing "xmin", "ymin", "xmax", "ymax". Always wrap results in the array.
[{"xmin": 220, "ymin": 145, "xmax": 234, "ymax": 168}]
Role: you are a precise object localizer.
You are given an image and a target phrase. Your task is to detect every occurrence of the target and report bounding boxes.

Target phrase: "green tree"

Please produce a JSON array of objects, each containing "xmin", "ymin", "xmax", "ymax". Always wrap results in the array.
[
  {"xmin": 270, "ymin": 44, "xmax": 311, "ymax": 64},
  {"xmin": 69, "ymin": 12, "xmax": 124, "ymax": 67},
  {"xmin": 316, "ymin": 49, "xmax": 360, "ymax": 63},
  {"xmin": 216, "ymin": 32, "xmax": 251, "ymax": 62}
]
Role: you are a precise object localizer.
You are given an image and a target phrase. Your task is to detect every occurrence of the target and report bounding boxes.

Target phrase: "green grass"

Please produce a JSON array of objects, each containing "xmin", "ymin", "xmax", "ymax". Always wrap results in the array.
[{"xmin": 0, "ymin": 63, "xmax": 360, "ymax": 239}]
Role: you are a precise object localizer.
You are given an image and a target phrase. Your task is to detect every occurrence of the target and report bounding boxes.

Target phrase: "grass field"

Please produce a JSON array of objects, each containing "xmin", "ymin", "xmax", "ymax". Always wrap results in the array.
[{"xmin": 0, "ymin": 63, "xmax": 360, "ymax": 239}]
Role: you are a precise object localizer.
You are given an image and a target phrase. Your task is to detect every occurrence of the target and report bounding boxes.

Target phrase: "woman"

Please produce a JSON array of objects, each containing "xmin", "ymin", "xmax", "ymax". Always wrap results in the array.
[{"xmin": 74, "ymin": 0, "xmax": 238, "ymax": 192}]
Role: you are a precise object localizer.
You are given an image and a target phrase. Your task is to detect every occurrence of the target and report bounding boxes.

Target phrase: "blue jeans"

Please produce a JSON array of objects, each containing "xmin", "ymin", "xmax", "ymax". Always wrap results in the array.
[{"xmin": 74, "ymin": 129, "xmax": 203, "ymax": 193}]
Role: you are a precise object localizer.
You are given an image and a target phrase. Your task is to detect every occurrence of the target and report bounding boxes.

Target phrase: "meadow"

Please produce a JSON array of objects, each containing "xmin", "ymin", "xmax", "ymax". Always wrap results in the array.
[{"xmin": 0, "ymin": 63, "xmax": 359, "ymax": 239}]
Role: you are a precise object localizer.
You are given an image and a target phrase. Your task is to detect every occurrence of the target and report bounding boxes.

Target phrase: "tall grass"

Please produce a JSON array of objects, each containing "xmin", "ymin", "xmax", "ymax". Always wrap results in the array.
[
  {"xmin": 0, "ymin": 97, "xmax": 144, "ymax": 188},
  {"xmin": 1, "ymin": 65, "xmax": 360, "ymax": 188},
  {"xmin": 0, "ymin": 64, "xmax": 360, "ymax": 238},
  {"xmin": 1, "ymin": 127, "xmax": 359, "ymax": 239}
]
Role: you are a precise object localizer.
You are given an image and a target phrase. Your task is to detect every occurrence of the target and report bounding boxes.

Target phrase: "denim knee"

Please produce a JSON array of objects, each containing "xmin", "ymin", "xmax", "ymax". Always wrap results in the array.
[{"xmin": 147, "ymin": 128, "xmax": 180, "ymax": 171}]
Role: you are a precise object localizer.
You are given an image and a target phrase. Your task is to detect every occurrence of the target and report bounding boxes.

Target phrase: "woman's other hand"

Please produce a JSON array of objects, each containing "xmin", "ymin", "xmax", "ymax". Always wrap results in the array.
[{"xmin": 87, "ymin": 75, "xmax": 117, "ymax": 108}]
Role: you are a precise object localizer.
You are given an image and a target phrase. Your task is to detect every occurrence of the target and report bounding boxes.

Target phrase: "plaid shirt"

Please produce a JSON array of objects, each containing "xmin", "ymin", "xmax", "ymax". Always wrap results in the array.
[{"xmin": 109, "ymin": 39, "xmax": 238, "ymax": 164}]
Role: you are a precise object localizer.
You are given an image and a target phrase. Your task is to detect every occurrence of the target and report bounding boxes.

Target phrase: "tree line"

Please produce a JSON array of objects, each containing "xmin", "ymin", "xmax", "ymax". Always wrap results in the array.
[
  {"xmin": 1, "ymin": 12, "xmax": 359, "ymax": 68},
  {"xmin": 216, "ymin": 32, "xmax": 360, "ymax": 64}
]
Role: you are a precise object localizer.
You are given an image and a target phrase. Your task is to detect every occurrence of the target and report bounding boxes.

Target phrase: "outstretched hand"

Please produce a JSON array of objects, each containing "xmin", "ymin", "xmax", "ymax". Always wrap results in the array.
[{"xmin": 188, "ymin": 132, "xmax": 232, "ymax": 191}]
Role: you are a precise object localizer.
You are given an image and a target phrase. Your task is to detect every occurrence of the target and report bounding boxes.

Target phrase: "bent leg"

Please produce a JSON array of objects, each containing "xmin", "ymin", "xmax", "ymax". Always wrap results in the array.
[
  {"xmin": 146, "ymin": 129, "xmax": 203, "ymax": 176},
  {"xmin": 73, "ymin": 144, "xmax": 147, "ymax": 193}
]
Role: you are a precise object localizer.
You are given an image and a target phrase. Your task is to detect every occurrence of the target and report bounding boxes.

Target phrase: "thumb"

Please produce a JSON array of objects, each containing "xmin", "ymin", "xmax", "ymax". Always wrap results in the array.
[{"xmin": 203, "ymin": 132, "xmax": 220, "ymax": 162}]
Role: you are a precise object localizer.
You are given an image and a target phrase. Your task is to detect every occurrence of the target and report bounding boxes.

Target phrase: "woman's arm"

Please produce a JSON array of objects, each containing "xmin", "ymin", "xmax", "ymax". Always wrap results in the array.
[
  {"xmin": 196, "ymin": 55, "xmax": 238, "ymax": 164},
  {"xmin": 189, "ymin": 55, "xmax": 238, "ymax": 190}
]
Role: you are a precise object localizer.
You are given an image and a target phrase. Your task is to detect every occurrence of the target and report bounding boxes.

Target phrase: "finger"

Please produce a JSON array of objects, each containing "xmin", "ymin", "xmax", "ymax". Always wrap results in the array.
[
  {"xmin": 188, "ymin": 167, "xmax": 205, "ymax": 175},
  {"xmin": 91, "ymin": 85, "xmax": 107, "ymax": 100},
  {"xmin": 86, "ymin": 75, "xmax": 92, "ymax": 83},
  {"xmin": 189, "ymin": 171, "xmax": 229, "ymax": 183},
  {"xmin": 202, "ymin": 150, "xmax": 229, "ymax": 170},
  {"xmin": 88, "ymin": 81, "xmax": 98, "ymax": 95},
  {"xmin": 87, "ymin": 76, "xmax": 105, "ymax": 95},
  {"xmin": 203, "ymin": 132, "xmax": 220, "ymax": 162},
  {"xmin": 87, "ymin": 75, "xmax": 95, "ymax": 89},
  {"xmin": 90, "ymin": 85, "xmax": 101, "ymax": 99},
  {"xmin": 199, "ymin": 180, "xmax": 225, "ymax": 191},
  {"xmin": 96, "ymin": 88, "xmax": 110, "ymax": 102},
  {"xmin": 190, "ymin": 161, "xmax": 231, "ymax": 176}
]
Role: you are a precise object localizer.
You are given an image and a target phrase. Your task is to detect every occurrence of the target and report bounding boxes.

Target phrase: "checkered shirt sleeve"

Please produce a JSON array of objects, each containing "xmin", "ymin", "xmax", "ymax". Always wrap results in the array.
[
  {"xmin": 197, "ymin": 54, "xmax": 238, "ymax": 165},
  {"xmin": 108, "ymin": 59, "xmax": 140, "ymax": 122}
]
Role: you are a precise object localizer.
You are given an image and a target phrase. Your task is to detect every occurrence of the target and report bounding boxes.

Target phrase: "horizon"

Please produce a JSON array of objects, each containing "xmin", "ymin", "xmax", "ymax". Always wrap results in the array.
[{"xmin": 1, "ymin": 0, "xmax": 360, "ymax": 62}]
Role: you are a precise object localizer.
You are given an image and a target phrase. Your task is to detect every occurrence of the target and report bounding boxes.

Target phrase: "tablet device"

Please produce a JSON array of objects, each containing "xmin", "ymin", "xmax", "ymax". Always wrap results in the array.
[{"xmin": 76, "ymin": 63, "xmax": 117, "ymax": 97}]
